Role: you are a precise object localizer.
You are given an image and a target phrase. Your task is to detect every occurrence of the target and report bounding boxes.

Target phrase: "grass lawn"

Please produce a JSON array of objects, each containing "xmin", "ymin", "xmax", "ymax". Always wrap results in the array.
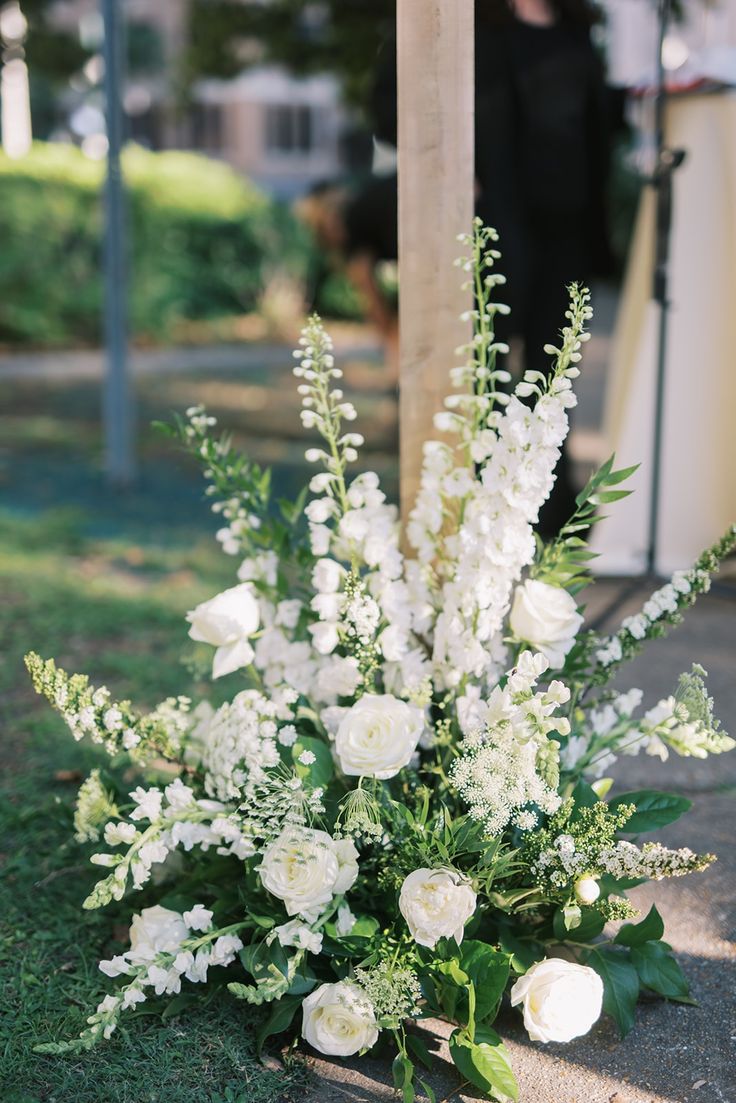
[{"xmin": 0, "ymin": 509, "xmax": 310, "ymax": 1103}]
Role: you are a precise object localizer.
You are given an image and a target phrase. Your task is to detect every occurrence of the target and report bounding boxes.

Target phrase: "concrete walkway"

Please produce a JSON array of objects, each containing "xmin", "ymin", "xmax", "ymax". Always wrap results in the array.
[{"xmin": 304, "ymin": 582, "xmax": 736, "ymax": 1103}]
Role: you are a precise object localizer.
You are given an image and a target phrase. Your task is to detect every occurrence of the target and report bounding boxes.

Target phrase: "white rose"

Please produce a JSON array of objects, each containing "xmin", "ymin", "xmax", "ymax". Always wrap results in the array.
[
  {"xmin": 301, "ymin": 981, "xmax": 379, "ymax": 1056},
  {"xmin": 128, "ymin": 905, "xmax": 189, "ymax": 964},
  {"xmin": 399, "ymin": 867, "xmax": 477, "ymax": 949},
  {"xmin": 510, "ymin": 958, "xmax": 603, "ymax": 1043},
  {"xmin": 509, "ymin": 580, "xmax": 583, "ymax": 669},
  {"xmin": 259, "ymin": 828, "xmax": 351, "ymax": 920},
  {"xmin": 187, "ymin": 583, "xmax": 260, "ymax": 679},
  {"xmin": 335, "ymin": 694, "xmax": 424, "ymax": 779}
]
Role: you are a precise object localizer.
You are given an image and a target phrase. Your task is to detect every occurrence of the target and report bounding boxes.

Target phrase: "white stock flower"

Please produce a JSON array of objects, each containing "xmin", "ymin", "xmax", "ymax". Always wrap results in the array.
[
  {"xmin": 273, "ymin": 919, "xmax": 323, "ymax": 954},
  {"xmin": 309, "ymin": 621, "xmax": 340, "ymax": 655},
  {"xmin": 187, "ymin": 583, "xmax": 260, "ymax": 679},
  {"xmin": 399, "ymin": 868, "xmax": 477, "ymax": 949},
  {"xmin": 335, "ymin": 694, "xmax": 424, "ymax": 779},
  {"xmin": 301, "ymin": 981, "xmax": 379, "ymax": 1056},
  {"xmin": 315, "ymin": 656, "xmax": 362, "ymax": 701},
  {"xmin": 259, "ymin": 827, "xmax": 355, "ymax": 920},
  {"xmin": 312, "ymin": 558, "xmax": 344, "ymax": 594},
  {"xmin": 333, "ymin": 838, "xmax": 360, "ymax": 893},
  {"xmin": 127, "ymin": 905, "xmax": 189, "ymax": 964},
  {"xmin": 510, "ymin": 958, "xmax": 603, "ymax": 1043},
  {"xmin": 183, "ymin": 904, "xmax": 213, "ymax": 932},
  {"xmin": 510, "ymin": 580, "xmax": 583, "ymax": 668}
]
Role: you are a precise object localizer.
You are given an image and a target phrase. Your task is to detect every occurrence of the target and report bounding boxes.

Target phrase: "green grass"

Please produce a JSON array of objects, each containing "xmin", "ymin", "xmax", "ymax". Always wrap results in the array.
[{"xmin": 0, "ymin": 510, "xmax": 310, "ymax": 1103}]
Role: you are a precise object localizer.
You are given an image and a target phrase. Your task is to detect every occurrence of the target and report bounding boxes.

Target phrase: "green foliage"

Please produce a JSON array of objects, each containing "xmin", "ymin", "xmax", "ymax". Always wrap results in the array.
[
  {"xmin": 608, "ymin": 790, "xmax": 692, "ymax": 834},
  {"xmin": 185, "ymin": 0, "xmax": 394, "ymax": 114},
  {"xmin": 0, "ymin": 142, "xmax": 311, "ymax": 346},
  {"xmin": 587, "ymin": 946, "xmax": 640, "ymax": 1036},
  {"xmin": 0, "ymin": 508, "xmax": 308, "ymax": 1103},
  {"xmin": 532, "ymin": 454, "xmax": 637, "ymax": 594},
  {"xmin": 449, "ymin": 1025, "xmax": 518, "ymax": 1102}
]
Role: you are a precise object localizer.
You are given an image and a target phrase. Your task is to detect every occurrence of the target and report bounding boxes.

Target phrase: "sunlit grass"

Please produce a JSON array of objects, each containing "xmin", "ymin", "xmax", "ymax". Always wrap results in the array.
[{"xmin": 0, "ymin": 509, "xmax": 308, "ymax": 1103}]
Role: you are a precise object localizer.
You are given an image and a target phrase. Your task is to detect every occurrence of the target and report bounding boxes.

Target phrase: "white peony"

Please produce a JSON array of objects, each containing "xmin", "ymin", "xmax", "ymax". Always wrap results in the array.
[
  {"xmin": 128, "ymin": 905, "xmax": 189, "ymax": 964},
  {"xmin": 509, "ymin": 580, "xmax": 583, "ymax": 669},
  {"xmin": 399, "ymin": 868, "xmax": 477, "ymax": 949},
  {"xmin": 259, "ymin": 827, "xmax": 357, "ymax": 920},
  {"xmin": 187, "ymin": 583, "xmax": 260, "ymax": 679},
  {"xmin": 510, "ymin": 958, "xmax": 603, "ymax": 1043},
  {"xmin": 301, "ymin": 981, "xmax": 379, "ymax": 1056},
  {"xmin": 335, "ymin": 694, "xmax": 424, "ymax": 779}
]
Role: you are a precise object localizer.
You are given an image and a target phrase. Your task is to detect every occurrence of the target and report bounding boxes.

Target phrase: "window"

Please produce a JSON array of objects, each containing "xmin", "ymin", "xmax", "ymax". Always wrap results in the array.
[{"xmin": 264, "ymin": 104, "xmax": 314, "ymax": 155}]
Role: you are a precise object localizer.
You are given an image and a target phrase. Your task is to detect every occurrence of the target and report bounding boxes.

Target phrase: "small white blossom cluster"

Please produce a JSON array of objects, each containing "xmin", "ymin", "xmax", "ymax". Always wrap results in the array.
[
  {"xmin": 450, "ymin": 652, "xmax": 569, "ymax": 834},
  {"xmin": 199, "ymin": 688, "xmax": 295, "ymax": 801},
  {"xmin": 598, "ymin": 840, "xmax": 713, "ymax": 881}
]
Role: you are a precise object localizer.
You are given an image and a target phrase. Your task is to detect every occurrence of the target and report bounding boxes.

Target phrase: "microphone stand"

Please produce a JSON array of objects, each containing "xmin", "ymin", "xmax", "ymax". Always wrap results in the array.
[{"xmin": 646, "ymin": 0, "xmax": 686, "ymax": 576}]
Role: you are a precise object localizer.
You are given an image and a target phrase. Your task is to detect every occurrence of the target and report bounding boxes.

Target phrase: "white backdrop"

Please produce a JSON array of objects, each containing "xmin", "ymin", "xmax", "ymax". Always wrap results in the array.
[{"xmin": 591, "ymin": 90, "xmax": 736, "ymax": 575}]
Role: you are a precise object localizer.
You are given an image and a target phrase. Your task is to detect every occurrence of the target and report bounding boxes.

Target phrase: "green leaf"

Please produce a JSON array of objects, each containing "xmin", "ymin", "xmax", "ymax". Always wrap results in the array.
[
  {"xmin": 392, "ymin": 1054, "xmax": 415, "ymax": 1103},
  {"xmin": 609, "ymin": 791, "xmax": 691, "ymax": 833},
  {"xmin": 292, "ymin": 736, "xmax": 334, "ymax": 789},
  {"xmin": 458, "ymin": 942, "xmax": 511, "ymax": 1022},
  {"xmin": 406, "ymin": 1034, "xmax": 433, "ymax": 1072},
  {"xmin": 588, "ymin": 947, "xmax": 640, "ymax": 1036},
  {"xmin": 615, "ymin": 905, "xmax": 664, "ymax": 947},
  {"xmin": 571, "ymin": 908, "xmax": 606, "ymax": 942},
  {"xmin": 256, "ymin": 994, "xmax": 302, "ymax": 1055},
  {"xmin": 630, "ymin": 941, "xmax": 693, "ymax": 1002},
  {"xmin": 449, "ymin": 1027, "xmax": 519, "ymax": 1102},
  {"xmin": 498, "ymin": 930, "xmax": 545, "ymax": 973}
]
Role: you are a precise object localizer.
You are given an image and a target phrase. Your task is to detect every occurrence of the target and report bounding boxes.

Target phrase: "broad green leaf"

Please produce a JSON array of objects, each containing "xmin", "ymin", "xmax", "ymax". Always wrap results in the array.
[
  {"xmin": 392, "ymin": 1054, "xmax": 415, "ymax": 1103},
  {"xmin": 256, "ymin": 994, "xmax": 302, "ymax": 1054},
  {"xmin": 292, "ymin": 736, "xmax": 334, "ymax": 789},
  {"xmin": 449, "ymin": 1027, "xmax": 519, "ymax": 1102},
  {"xmin": 609, "ymin": 790, "xmax": 691, "ymax": 833},
  {"xmin": 458, "ymin": 942, "xmax": 511, "ymax": 1022},
  {"xmin": 498, "ymin": 930, "xmax": 545, "ymax": 973},
  {"xmin": 630, "ymin": 941, "xmax": 693, "ymax": 1002},
  {"xmin": 571, "ymin": 908, "xmax": 606, "ymax": 942},
  {"xmin": 615, "ymin": 905, "xmax": 664, "ymax": 947},
  {"xmin": 588, "ymin": 947, "xmax": 640, "ymax": 1036}
]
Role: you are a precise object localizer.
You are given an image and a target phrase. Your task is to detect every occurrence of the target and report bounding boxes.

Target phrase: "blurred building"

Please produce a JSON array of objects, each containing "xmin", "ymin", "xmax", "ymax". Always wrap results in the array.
[{"xmin": 48, "ymin": 0, "xmax": 349, "ymax": 198}]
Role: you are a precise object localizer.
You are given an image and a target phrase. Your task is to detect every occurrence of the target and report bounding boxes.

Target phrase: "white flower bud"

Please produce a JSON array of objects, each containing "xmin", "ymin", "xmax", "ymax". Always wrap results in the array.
[{"xmin": 574, "ymin": 876, "xmax": 601, "ymax": 905}]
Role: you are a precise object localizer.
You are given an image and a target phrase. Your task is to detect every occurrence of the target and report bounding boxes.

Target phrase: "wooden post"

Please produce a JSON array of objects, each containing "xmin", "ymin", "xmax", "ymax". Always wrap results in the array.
[{"xmin": 397, "ymin": 0, "xmax": 474, "ymax": 526}]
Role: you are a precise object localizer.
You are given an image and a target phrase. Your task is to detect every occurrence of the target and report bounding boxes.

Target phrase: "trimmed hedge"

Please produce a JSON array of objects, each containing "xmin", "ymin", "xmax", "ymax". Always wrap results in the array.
[{"xmin": 0, "ymin": 142, "xmax": 314, "ymax": 346}]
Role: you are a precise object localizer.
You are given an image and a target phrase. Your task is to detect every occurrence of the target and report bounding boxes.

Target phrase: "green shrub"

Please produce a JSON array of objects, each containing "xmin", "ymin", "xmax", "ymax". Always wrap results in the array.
[{"xmin": 0, "ymin": 142, "xmax": 315, "ymax": 346}]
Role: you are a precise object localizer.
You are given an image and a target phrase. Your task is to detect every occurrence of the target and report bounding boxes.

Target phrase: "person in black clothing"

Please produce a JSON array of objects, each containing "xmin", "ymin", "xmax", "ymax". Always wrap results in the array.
[{"xmin": 306, "ymin": 0, "xmax": 613, "ymax": 535}]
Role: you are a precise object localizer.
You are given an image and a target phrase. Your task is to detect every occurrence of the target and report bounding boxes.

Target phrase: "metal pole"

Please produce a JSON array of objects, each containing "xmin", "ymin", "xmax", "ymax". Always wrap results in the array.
[
  {"xmin": 101, "ymin": 0, "xmax": 134, "ymax": 485},
  {"xmin": 646, "ymin": 0, "xmax": 684, "ymax": 575}
]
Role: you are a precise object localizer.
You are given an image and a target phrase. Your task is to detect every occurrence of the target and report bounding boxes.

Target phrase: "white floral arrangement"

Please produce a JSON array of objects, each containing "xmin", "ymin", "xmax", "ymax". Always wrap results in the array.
[{"xmin": 27, "ymin": 222, "xmax": 735, "ymax": 1103}]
